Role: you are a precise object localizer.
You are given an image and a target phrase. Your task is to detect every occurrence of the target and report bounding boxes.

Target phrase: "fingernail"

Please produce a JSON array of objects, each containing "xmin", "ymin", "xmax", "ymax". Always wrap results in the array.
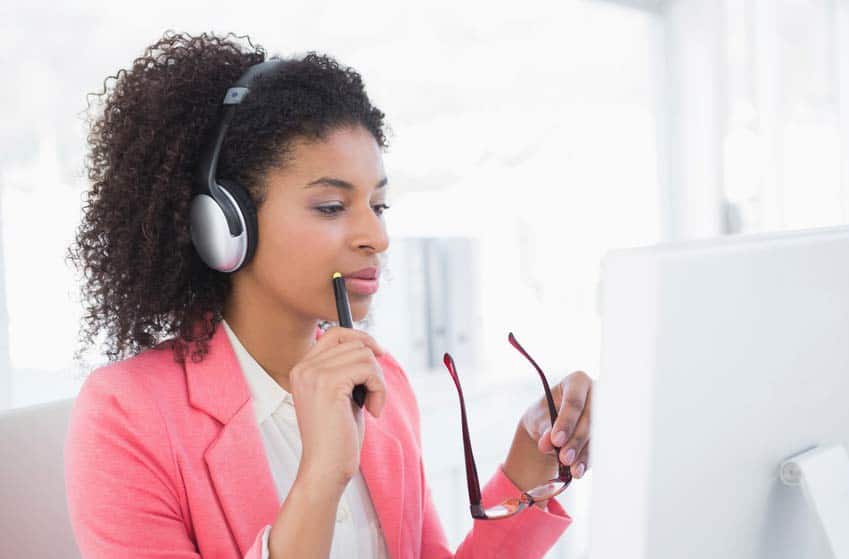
[
  {"xmin": 564, "ymin": 448, "xmax": 576, "ymax": 465},
  {"xmin": 553, "ymin": 431, "xmax": 567, "ymax": 446},
  {"xmin": 575, "ymin": 463, "xmax": 585, "ymax": 478}
]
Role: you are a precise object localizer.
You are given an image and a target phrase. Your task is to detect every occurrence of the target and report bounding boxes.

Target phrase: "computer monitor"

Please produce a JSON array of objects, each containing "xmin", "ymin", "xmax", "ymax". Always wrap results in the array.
[{"xmin": 590, "ymin": 226, "xmax": 849, "ymax": 559}]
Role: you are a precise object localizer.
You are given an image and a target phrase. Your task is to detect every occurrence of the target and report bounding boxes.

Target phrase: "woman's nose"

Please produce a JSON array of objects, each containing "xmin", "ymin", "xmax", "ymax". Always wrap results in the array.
[{"xmin": 353, "ymin": 205, "xmax": 389, "ymax": 253}]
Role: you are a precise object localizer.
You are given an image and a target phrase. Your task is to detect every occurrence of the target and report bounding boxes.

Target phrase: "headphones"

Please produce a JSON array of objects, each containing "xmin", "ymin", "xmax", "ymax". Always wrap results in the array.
[{"xmin": 190, "ymin": 58, "xmax": 294, "ymax": 273}]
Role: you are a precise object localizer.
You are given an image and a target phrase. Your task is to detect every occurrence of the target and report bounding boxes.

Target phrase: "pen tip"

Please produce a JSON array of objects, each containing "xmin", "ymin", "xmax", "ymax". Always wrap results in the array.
[{"xmin": 332, "ymin": 272, "xmax": 342, "ymax": 279}]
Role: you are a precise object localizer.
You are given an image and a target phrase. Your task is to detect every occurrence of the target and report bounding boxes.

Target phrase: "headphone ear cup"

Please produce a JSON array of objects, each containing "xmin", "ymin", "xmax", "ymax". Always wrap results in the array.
[{"xmin": 217, "ymin": 179, "xmax": 259, "ymax": 268}]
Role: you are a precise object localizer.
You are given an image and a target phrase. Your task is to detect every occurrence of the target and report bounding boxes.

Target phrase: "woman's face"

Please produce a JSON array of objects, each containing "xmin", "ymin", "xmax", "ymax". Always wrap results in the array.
[{"xmin": 239, "ymin": 124, "xmax": 390, "ymax": 323}]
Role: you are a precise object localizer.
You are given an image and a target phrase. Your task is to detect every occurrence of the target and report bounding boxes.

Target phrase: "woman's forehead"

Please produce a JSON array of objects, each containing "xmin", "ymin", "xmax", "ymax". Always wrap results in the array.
[{"xmin": 279, "ymin": 128, "xmax": 386, "ymax": 190}]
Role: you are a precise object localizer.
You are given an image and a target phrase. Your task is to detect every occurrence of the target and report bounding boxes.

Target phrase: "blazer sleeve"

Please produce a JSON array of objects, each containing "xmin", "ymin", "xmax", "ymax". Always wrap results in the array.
[
  {"xmin": 384, "ymin": 356, "xmax": 573, "ymax": 559},
  {"xmin": 64, "ymin": 367, "xmax": 268, "ymax": 559}
]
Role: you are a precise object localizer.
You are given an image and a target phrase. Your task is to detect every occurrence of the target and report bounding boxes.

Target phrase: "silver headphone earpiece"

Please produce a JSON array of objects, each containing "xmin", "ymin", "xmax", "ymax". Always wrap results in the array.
[{"xmin": 189, "ymin": 185, "xmax": 249, "ymax": 273}]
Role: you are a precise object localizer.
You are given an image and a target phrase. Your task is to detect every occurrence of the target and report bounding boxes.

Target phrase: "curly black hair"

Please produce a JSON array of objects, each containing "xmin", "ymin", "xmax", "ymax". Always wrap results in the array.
[{"xmin": 67, "ymin": 30, "xmax": 390, "ymax": 365}]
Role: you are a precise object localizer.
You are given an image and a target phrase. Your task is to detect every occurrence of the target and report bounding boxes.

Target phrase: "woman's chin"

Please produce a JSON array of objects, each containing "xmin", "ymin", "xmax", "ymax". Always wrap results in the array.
[
  {"xmin": 319, "ymin": 301, "xmax": 372, "ymax": 324},
  {"xmin": 351, "ymin": 306, "xmax": 372, "ymax": 323}
]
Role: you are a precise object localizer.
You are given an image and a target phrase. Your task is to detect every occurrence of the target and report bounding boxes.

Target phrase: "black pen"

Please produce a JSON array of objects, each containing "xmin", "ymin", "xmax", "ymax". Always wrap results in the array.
[{"xmin": 332, "ymin": 272, "xmax": 367, "ymax": 408}]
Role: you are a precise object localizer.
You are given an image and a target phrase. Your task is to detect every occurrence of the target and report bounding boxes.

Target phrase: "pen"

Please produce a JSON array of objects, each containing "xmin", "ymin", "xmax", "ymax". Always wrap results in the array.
[{"xmin": 332, "ymin": 272, "xmax": 367, "ymax": 408}]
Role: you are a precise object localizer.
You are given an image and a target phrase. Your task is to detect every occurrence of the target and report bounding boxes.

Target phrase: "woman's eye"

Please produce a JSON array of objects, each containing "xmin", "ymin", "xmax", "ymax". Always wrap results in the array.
[
  {"xmin": 372, "ymin": 203, "xmax": 391, "ymax": 216},
  {"xmin": 315, "ymin": 204, "xmax": 391, "ymax": 216},
  {"xmin": 315, "ymin": 205, "xmax": 344, "ymax": 215}
]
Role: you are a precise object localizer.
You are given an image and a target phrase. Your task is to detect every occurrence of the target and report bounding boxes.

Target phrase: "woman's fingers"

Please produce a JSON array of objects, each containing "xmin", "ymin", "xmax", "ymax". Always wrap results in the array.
[
  {"xmin": 359, "ymin": 366, "xmax": 387, "ymax": 419},
  {"xmin": 557, "ymin": 396, "xmax": 591, "ymax": 468},
  {"xmin": 309, "ymin": 340, "xmax": 371, "ymax": 366},
  {"xmin": 549, "ymin": 372, "xmax": 592, "ymax": 448},
  {"xmin": 539, "ymin": 420, "xmax": 590, "ymax": 479},
  {"xmin": 307, "ymin": 326, "xmax": 385, "ymax": 358},
  {"xmin": 313, "ymin": 346, "xmax": 387, "ymax": 417},
  {"xmin": 538, "ymin": 425, "xmax": 558, "ymax": 455},
  {"xmin": 572, "ymin": 444, "xmax": 591, "ymax": 479}
]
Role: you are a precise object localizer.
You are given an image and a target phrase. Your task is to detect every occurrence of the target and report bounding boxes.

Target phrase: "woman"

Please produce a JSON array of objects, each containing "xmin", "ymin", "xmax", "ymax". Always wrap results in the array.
[{"xmin": 64, "ymin": 31, "xmax": 593, "ymax": 558}]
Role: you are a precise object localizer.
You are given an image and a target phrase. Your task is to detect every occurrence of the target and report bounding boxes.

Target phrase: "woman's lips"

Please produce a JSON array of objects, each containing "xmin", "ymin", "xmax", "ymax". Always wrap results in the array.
[{"xmin": 345, "ymin": 277, "xmax": 379, "ymax": 295}]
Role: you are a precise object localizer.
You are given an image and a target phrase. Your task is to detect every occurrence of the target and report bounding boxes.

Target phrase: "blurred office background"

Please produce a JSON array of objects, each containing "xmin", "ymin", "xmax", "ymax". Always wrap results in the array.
[{"xmin": 1, "ymin": 0, "xmax": 848, "ymax": 557}]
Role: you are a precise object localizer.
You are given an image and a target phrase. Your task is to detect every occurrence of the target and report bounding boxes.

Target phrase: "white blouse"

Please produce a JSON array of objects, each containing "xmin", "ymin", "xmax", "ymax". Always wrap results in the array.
[{"xmin": 222, "ymin": 320, "xmax": 390, "ymax": 559}]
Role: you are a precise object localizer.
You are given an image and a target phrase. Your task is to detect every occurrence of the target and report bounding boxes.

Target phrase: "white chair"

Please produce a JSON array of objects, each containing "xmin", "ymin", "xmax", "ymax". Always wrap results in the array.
[{"xmin": 0, "ymin": 398, "xmax": 81, "ymax": 558}]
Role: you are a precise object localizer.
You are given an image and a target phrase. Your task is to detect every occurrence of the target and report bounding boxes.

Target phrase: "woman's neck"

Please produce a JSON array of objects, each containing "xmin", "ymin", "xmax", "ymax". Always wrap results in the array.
[{"xmin": 222, "ymin": 294, "xmax": 318, "ymax": 393}]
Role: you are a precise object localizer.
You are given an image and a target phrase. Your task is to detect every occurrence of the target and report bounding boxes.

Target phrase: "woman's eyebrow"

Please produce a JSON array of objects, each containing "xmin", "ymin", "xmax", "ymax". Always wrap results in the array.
[{"xmin": 304, "ymin": 176, "xmax": 388, "ymax": 191}]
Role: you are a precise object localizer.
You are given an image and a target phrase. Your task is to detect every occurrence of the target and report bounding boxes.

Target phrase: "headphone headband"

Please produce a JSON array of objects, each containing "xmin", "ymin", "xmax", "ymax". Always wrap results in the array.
[{"xmin": 193, "ymin": 58, "xmax": 294, "ymax": 208}]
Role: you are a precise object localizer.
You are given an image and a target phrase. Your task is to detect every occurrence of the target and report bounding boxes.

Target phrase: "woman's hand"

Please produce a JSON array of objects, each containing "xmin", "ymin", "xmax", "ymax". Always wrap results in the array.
[
  {"xmin": 268, "ymin": 327, "xmax": 386, "ymax": 558},
  {"xmin": 520, "ymin": 370, "xmax": 593, "ymax": 479},
  {"xmin": 289, "ymin": 326, "xmax": 387, "ymax": 496}
]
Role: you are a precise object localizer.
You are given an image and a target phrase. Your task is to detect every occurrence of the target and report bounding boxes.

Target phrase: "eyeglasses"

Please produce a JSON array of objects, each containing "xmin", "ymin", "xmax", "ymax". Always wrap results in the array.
[{"xmin": 442, "ymin": 332, "xmax": 572, "ymax": 520}]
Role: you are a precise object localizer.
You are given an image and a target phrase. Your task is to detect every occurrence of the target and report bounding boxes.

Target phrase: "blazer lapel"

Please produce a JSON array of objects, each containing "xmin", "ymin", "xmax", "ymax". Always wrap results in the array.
[
  {"xmin": 361, "ymin": 408, "xmax": 406, "ymax": 559},
  {"xmin": 186, "ymin": 325, "xmax": 281, "ymax": 556}
]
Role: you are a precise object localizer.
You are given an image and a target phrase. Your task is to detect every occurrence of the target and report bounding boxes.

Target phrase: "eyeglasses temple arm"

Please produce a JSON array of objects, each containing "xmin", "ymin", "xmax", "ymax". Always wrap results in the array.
[
  {"xmin": 443, "ymin": 353, "xmax": 484, "ymax": 509},
  {"xmin": 508, "ymin": 333, "xmax": 573, "ymax": 482}
]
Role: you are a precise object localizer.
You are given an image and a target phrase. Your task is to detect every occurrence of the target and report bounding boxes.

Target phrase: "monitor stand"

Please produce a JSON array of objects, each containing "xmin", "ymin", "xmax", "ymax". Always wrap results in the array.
[{"xmin": 780, "ymin": 444, "xmax": 849, "ymax": 559}]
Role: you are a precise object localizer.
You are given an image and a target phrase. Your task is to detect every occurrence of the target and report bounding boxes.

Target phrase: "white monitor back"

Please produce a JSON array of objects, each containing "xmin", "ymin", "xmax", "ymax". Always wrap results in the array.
[{"xmin": 591, "ymin": 226, "xmax": 849, "ymax": 559}]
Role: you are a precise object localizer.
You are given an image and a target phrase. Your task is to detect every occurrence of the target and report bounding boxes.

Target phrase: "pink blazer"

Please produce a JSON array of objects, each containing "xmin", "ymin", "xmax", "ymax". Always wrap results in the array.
[{"xmin": 65, "ymin": 324, "xmax": 572, "ymax": 558}]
